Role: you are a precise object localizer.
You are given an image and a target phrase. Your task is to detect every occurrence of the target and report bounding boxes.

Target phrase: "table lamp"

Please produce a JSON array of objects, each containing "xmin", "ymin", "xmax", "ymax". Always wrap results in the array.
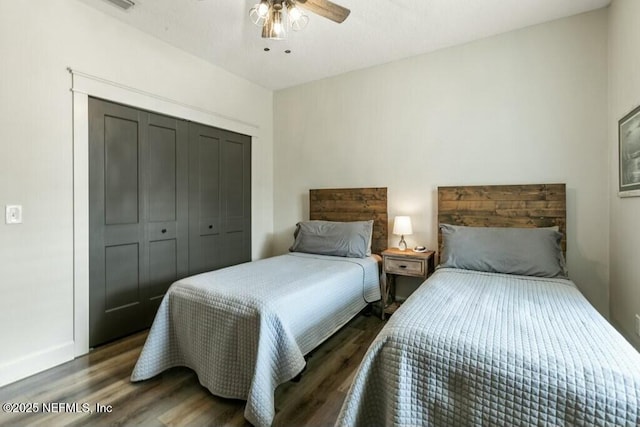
[{"xmin": 393, "ymin": 216, "xmax": 412, "ymax": 251}]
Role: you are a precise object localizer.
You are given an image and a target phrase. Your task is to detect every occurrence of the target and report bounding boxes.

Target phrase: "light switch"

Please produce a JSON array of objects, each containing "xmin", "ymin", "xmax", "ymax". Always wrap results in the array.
[{"xmin": 5, "ymin": 205, "xmax": 22, "ymax": 224}]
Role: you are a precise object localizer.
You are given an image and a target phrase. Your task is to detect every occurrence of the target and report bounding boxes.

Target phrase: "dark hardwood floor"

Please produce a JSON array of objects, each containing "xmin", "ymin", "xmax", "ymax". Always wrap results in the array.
[{"xmin": 0, "ymin": 313, "xmax": 384, "ymax": 426}]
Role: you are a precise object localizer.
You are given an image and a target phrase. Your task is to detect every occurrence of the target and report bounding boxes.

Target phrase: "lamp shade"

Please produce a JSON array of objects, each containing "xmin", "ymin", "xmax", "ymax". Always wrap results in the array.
[{"xmin": 393, "ymin": 216, "xmax": 413, "ymax": 236}]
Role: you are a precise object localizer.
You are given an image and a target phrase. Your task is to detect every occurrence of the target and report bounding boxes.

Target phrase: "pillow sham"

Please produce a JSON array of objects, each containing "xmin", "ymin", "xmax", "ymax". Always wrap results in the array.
[
  {"xmin": 439, "ymin": 223, "xmax": 567, "ymax": 278},
  {"xmin": 290, "ymin": 220, "xmax": 374, "ymax": 258}
]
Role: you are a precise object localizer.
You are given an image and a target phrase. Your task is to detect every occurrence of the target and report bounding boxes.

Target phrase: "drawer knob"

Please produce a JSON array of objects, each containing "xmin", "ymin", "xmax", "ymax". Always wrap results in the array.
[
  {"xmin": 161, "ymin": 229, "xmax": 167, "ymax": 233},
  {"xmin": 209, "ymin": 225, "xmax": 213, "ymax": 229},
  {"xmin": 399, "ymin": 265, "xmax": 407, "ymax": 269}
]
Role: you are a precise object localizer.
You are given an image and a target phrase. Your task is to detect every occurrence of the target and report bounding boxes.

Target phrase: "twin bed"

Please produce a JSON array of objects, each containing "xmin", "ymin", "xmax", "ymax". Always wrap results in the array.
[
  {"xmin": 338, "ymin": 184, "xmax": 640, "ymax": 426},
  {"xmin": 132, "ymin": 184, "xmax": 640, "ymax": 426},
  {"xmin": 131, "ymin": 188, "xmax": 387, "ymax": 427}
]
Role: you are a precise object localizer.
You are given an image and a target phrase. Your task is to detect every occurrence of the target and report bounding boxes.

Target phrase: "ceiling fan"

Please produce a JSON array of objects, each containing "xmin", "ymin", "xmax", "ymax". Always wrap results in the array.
[{"xmin": 249, "ymin": 0, "xmax": 350, "ymax": 40}]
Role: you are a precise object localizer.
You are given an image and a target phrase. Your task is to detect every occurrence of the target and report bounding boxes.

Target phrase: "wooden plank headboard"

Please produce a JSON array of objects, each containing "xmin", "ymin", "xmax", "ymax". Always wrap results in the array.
[
  {"xmin": 309, "ymin": 187, "xmax": 388, "ymax": 255},
  {"xmin": 438, "ymin": 184, "xmax": 566, "ymax": 255}
]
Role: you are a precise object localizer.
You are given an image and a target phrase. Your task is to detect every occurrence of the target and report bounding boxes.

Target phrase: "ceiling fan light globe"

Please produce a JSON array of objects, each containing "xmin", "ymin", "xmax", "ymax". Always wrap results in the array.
[
  {"xmin": 257, "ymin": 1, "xmax": 270, "ymax": 16},
  {"xmin": 249, "ymin": 6, "xmax": 268, "ymax": 26},
  {"xmin": 290, "ymin": 13, "xmax": 308, "ymax": 31},
  {"xmin": 288, "ymin": 5, "xmax": 302, "ymax": 21},
  {"xmin": 287, "ymin": 3, "xmax": 308, "ymax": 31}
]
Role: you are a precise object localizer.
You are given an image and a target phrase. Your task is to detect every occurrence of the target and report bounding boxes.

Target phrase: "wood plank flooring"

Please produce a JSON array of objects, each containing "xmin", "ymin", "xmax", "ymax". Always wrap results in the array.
[{"xmin": 0, "ymin": 313, "xmax": 384, "ymax": 427}]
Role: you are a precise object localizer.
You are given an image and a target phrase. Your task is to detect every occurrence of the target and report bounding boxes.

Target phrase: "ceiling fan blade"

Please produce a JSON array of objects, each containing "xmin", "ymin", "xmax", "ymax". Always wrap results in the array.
[{"xmin": 296, "ymin": 0, "xmax": 350, "ymax": 24}]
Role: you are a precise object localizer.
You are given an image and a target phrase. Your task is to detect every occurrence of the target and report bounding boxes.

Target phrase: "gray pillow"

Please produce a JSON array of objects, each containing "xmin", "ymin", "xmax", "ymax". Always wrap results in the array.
[
  {"xmin": 290, "ymin": 220, "xmax": 374, "ymax": 258},
  {"xmin": 439, "ymin": 224, "xmax": 567, "ymax": 278}
]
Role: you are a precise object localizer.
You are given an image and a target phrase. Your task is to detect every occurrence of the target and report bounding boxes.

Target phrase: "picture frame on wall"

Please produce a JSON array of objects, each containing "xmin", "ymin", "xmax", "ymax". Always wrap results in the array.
[{"xmin": 618, "ymin": 104, "xmax": 640, "ymax": 197}]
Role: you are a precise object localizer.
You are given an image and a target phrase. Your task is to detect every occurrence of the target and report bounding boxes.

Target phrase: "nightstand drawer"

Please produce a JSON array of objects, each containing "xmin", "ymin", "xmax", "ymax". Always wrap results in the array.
[{"xmin": 384, "ymin": 256, "xmax": 425, "ymax": 277}]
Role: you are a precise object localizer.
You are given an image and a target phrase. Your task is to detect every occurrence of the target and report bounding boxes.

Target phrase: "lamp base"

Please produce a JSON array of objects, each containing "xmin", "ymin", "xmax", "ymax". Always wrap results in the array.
[{"xmin": 398, "ymin": 235, "xmax": 407, "ymax": 251}]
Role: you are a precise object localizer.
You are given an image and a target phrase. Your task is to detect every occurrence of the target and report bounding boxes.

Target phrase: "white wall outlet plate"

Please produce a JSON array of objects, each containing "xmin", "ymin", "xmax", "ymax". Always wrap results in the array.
[{"xmin": 5, "ymin": 205, "xmax": 22, "ymax": 224}]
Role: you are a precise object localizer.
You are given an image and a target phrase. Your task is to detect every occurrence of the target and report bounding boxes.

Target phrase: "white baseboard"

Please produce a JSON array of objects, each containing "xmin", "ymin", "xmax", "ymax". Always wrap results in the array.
[{"xmin": 0, "ymin": 341, "xmax": 75, "ymax": 387}]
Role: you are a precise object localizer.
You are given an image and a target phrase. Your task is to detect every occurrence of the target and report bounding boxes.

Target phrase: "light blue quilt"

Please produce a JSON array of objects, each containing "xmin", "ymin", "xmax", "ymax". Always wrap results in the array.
[
  {"xmin": 337, "ymin": 268, "xmax": 640, "ymax": 426},
  {"xmin": 131, "ymin": 252, "xmax": 380, "ymax": 427}
]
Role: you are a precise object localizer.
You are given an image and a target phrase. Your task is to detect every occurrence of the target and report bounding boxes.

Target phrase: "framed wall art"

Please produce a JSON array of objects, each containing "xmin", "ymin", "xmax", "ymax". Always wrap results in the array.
[{"xmin": 618, "ymin": 104, "xmax": 640, "ymax": 197}]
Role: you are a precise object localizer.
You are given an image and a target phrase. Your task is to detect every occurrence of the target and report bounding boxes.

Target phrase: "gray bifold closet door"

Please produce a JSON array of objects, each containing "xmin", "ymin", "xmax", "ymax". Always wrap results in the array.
[
  {"xmin": 89, "ymin": 97, "xmax": 250, "ymax": 347},
  {"xmin": 188, "ymin": 122, "xmax": 251, "ymax": 274}
]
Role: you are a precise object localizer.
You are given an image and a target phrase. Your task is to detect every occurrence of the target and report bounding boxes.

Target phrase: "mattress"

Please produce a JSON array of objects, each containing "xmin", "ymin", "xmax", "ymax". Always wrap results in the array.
[
  {"xmin": 131, "ymin": 252, "xmax": 380, "ymax": 427},
  {"xmin": 337, "ymin": 268, "xmax": 640, "ymax": 426}
]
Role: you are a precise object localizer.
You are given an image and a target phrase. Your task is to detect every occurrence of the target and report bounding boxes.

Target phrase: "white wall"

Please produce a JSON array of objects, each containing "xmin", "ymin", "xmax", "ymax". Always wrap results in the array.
[
  {"xmin": 608, "ymin": 0, "xmax": 640, "ymax": 349},
  {"xmin": 274, "ymin": 10, "xmax": 609, "ymax": 310},
  {"xmin": 0, "ymin": 0, "xmax": 273, "ymax": 386}
]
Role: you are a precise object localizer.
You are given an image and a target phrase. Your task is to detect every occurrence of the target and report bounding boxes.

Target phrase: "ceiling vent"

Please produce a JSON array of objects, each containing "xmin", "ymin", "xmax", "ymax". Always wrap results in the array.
[{"xmin": 105, "ymin": 0, "xmax": 135, "ymax": 10}]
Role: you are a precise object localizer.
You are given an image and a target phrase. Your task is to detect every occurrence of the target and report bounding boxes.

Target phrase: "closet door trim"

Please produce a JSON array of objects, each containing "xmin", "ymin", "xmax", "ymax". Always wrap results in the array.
[{"xmin": 71, "ymin": 69, "xmax": 259, "ymax": 137}]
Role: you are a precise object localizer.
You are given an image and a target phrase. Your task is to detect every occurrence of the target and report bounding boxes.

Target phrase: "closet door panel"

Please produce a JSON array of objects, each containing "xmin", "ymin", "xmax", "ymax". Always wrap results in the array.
[
  {"xmin": 144, "ymin": 113, "xmax": 188, "ymax": 322},
  {"xmin": 104, "ymin": 116, "xmax": 139, "ymax": 225},
  {"xmin": 220, "ymin": 132, "xmax": 251, "ymax": 267},
  {"xmin": 104, "ymin": 243, "xmax": 141, "ymax": 311},
  {"xmin": 148, "ymin": 239, "xmax": 177, "ymax": 299},
  {"xmin": 147, "ymin": 124, "xmax": 177, "ymax": 222},
  {"xmin": 90, "ymin": 100, "xmax": 188, "ymax": 346},
  {"xmin": 189, "ymin": 124, "xmax": 223, "ymax": 274},
  {"xmin": 194, "ymin": 235, "xmax": 222, "ymax": 272},
  {"xmin": 89, "ymin": 99, "xmax": 147, "ymax": 347},
  {"xmin": 198, "ymin": 135, "xmax": 221, "ymax": 235},
  {"xmin": 222, "ymin": 139, "xmax": 245, "ymax": 232}
]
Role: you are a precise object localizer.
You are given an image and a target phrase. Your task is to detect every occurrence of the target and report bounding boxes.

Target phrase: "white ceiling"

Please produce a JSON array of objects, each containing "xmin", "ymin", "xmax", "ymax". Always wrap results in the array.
[{"xmin": 77, "ymin": 0, "xmax": 610, "ymax": 90}]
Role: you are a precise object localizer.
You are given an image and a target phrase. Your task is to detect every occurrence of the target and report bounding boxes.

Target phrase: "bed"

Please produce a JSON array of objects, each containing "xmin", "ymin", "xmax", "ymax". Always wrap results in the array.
[
  {"xmin": 130, "ymin": 187, "xmax": 387, "ymax": 427},
  {"xmin": 337, "ymin": 184, "xmax": 640, "ymax": 426}
]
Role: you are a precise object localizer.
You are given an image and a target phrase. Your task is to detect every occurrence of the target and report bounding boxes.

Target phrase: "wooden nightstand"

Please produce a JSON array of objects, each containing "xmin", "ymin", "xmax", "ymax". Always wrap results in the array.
[{"xmin": 381, "ymin": 248, "xmax": 435, "ymax": 319}]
